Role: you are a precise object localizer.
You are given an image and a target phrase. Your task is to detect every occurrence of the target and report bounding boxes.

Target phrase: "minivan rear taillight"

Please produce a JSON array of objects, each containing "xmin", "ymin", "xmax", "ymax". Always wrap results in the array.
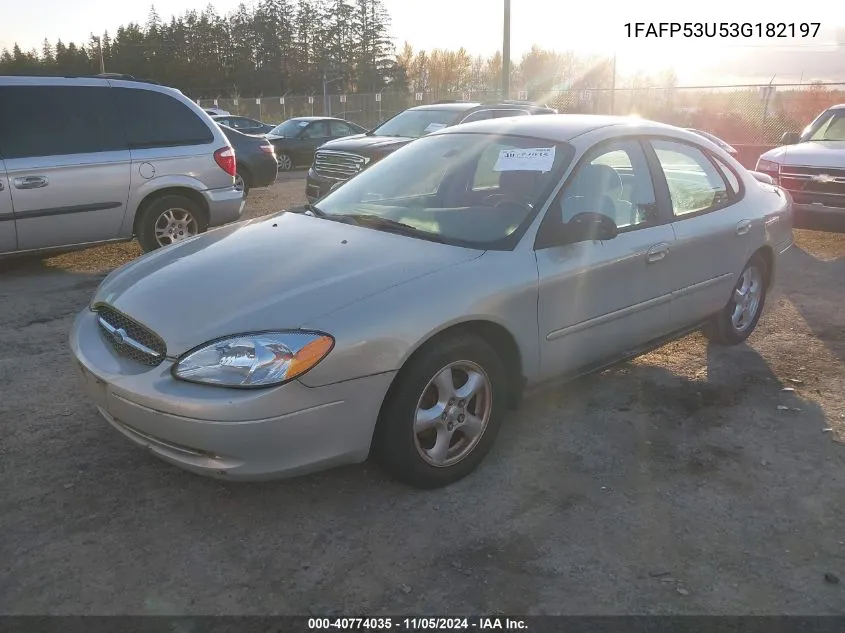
[{"xmin": 214, "ymin": 147, "xmax": 237, "ymax": 177}]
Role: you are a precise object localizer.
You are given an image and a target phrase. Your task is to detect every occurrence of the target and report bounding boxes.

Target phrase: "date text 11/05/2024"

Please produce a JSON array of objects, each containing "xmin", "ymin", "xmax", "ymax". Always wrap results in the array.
[
  {"xmin": 624, "ymin": 22, "xmax": 821, "ymax": 38},
  {"xmin": 307, "ymin": 618, "xmax": 528, "ymax": 630}
]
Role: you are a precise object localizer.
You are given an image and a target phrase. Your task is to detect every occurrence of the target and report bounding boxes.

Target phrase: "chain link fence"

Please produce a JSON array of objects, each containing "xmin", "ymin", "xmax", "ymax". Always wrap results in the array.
[{"xmin": 198, "ymin": 83, "xmax": 845, "ymax": 145}]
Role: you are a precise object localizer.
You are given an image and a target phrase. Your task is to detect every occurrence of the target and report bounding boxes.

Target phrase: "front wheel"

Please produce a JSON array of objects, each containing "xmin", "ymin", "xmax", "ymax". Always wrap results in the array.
[
  {"xmin": 136, "ymin": 194, "xmax": 208, "ymax": 253},
  {"xmin": 703, "ymin": 252, "xmax": 768, "ymax": 345},
  {"xmin": 372, "ymin": 335, "xmax": 507, "ymax": 489}
]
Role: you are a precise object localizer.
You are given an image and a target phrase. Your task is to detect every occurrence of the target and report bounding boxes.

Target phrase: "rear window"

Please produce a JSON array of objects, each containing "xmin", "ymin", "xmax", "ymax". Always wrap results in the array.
[
  {"xmin": 115, "ymin": 87, "xmax": 214, "ymax": 149},
  {"xmin": 0, "ymin": 85, "xmax": 126, "ymax": 159}
]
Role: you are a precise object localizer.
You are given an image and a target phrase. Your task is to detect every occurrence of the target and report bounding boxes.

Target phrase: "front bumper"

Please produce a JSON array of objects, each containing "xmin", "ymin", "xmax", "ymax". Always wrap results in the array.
[
  {"xmin": 69, "ymin": 309, "xmax": 395, "ymax": 481},
  {"xmin": 792, "ymin": 201, "xmax": 845, "ymax": 215},
  {"xmin": 306, "ymin": 168, "xmax": 343, "ymax": 202},
  {"xmin": 202, "ymin": 186, "xmax": 246, "ymax": 228}
]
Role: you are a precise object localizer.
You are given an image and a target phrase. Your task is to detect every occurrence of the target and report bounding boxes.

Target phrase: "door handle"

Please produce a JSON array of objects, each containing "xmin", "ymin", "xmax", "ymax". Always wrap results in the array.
[
  {"xmin": 646, "ymin": 242, "xmax": 669, "ymax": 263},
  {"xmin": 736, "ymin": 219, "xmax": 752, "ymax": 236},
  {"xmin": 0, "ymin": 180, "xmax": 4, "ymax": 191},
  {"xmin": 13, "ymin": 176, "xmax": 49, "ymax": 190}
]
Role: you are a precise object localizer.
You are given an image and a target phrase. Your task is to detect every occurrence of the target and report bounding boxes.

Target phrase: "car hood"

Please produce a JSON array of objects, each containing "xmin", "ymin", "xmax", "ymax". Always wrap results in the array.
[
  {"xmin": 92, "ymin": 213, "xmax": 483, "ymax": 357},
  {"xmin": 760, "ymin": 141, "xmax": 845, "ymax": 168},
  {"xmin": 317, "ymin": 134, "xmax": 414, "ymax": 154}
]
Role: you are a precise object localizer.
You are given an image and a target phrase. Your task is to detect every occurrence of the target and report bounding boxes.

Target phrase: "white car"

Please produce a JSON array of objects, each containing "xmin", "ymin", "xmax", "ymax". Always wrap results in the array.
[
  {"xmin": 756, "ymin": 104, "xmax": 845, "ymax": 215},
  {"xmin": 686, "ymin": 129, "xmax": 737, "ymax": 155}
]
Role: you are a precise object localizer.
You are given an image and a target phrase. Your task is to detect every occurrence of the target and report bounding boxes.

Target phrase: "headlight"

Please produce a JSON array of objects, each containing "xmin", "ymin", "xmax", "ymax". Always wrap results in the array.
[
  {"xmin": 756, "ymin": 159, "xmax": 779, "ymax": 173},
  {"xmin": 172, "ymin": 331, "xmax": 334, "ymax": 388}
]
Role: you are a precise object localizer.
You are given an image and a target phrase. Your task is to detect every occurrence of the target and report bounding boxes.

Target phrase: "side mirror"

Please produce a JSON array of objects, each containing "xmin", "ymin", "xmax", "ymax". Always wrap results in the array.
[
  {"xmin": 562, "ymin": 212, "xmax": 619, "ymax": 244},
  {"xmin": 780, "ymin": 132, "xmax": 800, "ymax": 145}
]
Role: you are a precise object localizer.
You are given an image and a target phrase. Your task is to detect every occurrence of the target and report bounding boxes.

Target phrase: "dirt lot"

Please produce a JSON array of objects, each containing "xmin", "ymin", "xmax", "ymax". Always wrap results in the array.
[{"xmin": 1, "ymin": 174, "xmax": 844, "ymax": 615}]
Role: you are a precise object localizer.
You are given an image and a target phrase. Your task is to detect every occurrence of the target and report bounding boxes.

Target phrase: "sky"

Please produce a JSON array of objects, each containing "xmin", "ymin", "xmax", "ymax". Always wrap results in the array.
[{"xmin": 1, "ymin": 0, "xmax": 843, "ymax": 81}]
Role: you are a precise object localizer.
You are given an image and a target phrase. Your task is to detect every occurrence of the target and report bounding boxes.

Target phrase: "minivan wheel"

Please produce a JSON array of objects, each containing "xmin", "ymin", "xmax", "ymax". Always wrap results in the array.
[
  {"xmin": 277, "ymin": 153, "xmax": 293, "ymax": 171},
  {"xmin": 372, "ymin": 335, "xmax": 507, "ymax": 489},
  {"xmin": 703, "ymin": 252, "xmax": 768, "ymax": 345},
  {"xmin": 136, "ymin": 194, "xmax": 208, "ymax": 253}
]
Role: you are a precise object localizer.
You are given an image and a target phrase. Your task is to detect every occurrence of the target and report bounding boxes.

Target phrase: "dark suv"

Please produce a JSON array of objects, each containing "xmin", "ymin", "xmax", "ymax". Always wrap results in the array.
[{"xmin": 305, "ymin": 100, "xmax": 557, "ymax": 201}]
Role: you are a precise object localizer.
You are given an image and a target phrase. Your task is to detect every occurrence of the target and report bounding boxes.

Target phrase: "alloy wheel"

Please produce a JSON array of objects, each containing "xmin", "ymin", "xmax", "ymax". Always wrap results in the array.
[{"xmin": 413, "ymin": 360, "xmax": 493, "ymax": 467}]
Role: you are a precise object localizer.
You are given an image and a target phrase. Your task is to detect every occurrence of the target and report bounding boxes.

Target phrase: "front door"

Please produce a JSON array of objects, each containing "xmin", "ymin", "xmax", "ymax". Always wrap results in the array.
[
  {"xmin": 0, "ymin": 83, "xmax": 131, "ymax": 252},
  {"xmin": 0, "ymin": 159, "xmax": 16, "ymax": 253},
  {"xmin": 647, "ymin": 138, "xmax": 758, "ymax": 329},
  {"xmin": 535, "ymin": 139, "xmax": 677, "ymax": 380}
]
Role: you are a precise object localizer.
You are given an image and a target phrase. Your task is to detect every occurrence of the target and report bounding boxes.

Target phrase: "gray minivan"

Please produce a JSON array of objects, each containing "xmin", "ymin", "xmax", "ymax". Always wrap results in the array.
[{"xmin": 0, "ymin": 75, "xmax": 245, "ymax": 257}]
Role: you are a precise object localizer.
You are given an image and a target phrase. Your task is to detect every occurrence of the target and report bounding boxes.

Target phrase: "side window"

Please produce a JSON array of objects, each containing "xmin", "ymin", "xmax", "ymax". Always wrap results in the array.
[
  {"xmin": 115, "ymin": 88, "xmax": 214, "ymax": 148},
  {"xmin": 330, "ymin": 121, "xmax": 354, "ymax": 136},
  {"xmin": 0, "ymin": 85, "xmax": 125, "ymax": 159},
  {"xmin": 302, "ymin": 121, "xmax": 330, "ymax": 139},
  {"xmin": 558, "ymin": 140, "xmax": 657, "ymax": 230},
  {"xmin": 710, "ymin": 154, "xmax": 741, "ymax": 195},
  {"xmin": 494, "ymin": 109, "xmax": 530, "ymax": 119},
  {"xmin": 460, "ymin": 110, "xmax": 496, "ymax": 124},
  {"xmin": 651, "ymin": 140, "xmax": 731, "ymax": 217}
]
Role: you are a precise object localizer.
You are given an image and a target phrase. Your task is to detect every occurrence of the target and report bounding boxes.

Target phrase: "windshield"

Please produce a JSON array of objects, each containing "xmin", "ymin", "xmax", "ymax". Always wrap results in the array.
[
  {"xmin": 371, "ymin": 109, "xmax": 463, "ymax": 138},
  {"xmin": 314, "ymin": 133, "xmax": 574, "ymax": 249},
  {"xmin": 269, "ymin": 119, "xmax": 309, "ymax": 137},
  {"xmin": 804, "ymin": 110, "xmax": 845, "ymax": 142}
]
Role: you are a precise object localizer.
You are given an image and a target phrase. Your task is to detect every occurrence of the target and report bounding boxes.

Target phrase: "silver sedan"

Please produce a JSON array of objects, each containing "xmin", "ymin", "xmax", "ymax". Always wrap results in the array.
[{"xmin": 70, "ymin": 115, "xmax": 794, "ymax": 488}]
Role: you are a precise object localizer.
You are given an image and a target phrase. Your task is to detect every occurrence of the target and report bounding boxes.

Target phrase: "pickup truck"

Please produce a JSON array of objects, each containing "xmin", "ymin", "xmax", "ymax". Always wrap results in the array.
[{"xmin": 755, "ymin": 104, "xmax": 845, "ymax": 215}]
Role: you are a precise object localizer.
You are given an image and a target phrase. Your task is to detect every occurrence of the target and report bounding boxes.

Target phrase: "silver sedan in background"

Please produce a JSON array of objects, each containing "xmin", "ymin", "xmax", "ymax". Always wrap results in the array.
[{"xmin": 70, "ymin": 115, "xmax": 793, "ymax": 489}]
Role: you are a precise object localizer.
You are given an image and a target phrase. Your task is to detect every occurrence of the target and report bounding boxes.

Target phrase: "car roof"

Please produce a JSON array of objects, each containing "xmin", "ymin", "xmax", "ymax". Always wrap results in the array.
[
  {"xmin": 433, "ymin": 113, "xmax": 681, "ymax": 142},
  {"xmin": 409, "ymin": 102, "xmax": 483, "ymax": 112},
  {"xmin": 286, "ymin": 116, "xmax": 351, "ymax": 122}
]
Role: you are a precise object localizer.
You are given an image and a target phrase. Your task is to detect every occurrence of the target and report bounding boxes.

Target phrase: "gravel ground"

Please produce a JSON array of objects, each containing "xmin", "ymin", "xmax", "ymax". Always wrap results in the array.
[{"xmin": 1, "ymin": 175, "xmax": 844, "ymax": 615}]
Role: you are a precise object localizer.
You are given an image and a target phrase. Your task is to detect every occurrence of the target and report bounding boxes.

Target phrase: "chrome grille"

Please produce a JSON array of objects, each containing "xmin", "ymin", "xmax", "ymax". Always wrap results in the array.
[
  {"xmin": 779, "ymin": 166, "xmax": 845, "ymax": 201},
  {"xmin": 95, "ymin": 304, "xmax": 166, "ymax": 367},
  {"xmin": 314, "ymin": 150, "xmax": 367, "ymax": 180}
]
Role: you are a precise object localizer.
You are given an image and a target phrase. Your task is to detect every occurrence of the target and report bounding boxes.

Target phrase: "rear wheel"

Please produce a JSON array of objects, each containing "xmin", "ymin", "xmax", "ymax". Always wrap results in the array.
[
  {"xmin": 136, "ymin": 194, "xmax": 208, "ymax": 253},
  {"xmin": 234, "ymin": 166, "xmax": 252, "ymax": 197},
  {"xmin": 277, "ymin": 153, "xmax": 293, "ymax": 171},
  {"xmin": 703, "ymin": 252, "xmax": 768, "ymax": 345},
  {"xmin": 372, "ymin": 335, "xmax": 507, "ymax": 489}
]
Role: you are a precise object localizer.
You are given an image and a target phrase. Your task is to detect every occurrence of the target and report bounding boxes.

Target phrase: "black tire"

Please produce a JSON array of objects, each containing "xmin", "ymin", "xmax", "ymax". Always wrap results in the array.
[
  {"xmin": 372, "ymin": 335, "xmax": 507, "ymax": 489},
  {"xmin": 277, "ymin": 152, "xmax": 293, "ymax": 172},
  {"xmin": 703, "ymin": 252, "xmax": 768, "ymax": 346},
  {"xmin": 136, "ymin": 194, "xmax": 208, "ymax": 253},
  {"xmin": 235, "ymin": 166, "xmax": 252, "ymax": 197}
]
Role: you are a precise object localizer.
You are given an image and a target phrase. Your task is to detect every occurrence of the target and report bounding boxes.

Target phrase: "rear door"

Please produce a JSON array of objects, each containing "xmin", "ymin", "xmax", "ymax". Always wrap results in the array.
[
  {"xmin": 0, "ymin": 83, "xmax": 130, "ymax": 251},
  {"xmin": 645, "ymin": 137, "xmax": 756, "ymax": 330},
  {"xmin": 296, "ymin": 121, "xmax": 332, "ymax": 164},
  {"xmin": 0, "ymin": 159, "xmax": 16, "ymax": 253}
]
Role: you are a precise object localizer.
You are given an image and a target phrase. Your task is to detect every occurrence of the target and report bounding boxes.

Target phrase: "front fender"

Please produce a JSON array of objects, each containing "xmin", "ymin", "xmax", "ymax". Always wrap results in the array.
[{"xmin": 298, "ymin": 249, "xmax": 541, "ymax": 388}]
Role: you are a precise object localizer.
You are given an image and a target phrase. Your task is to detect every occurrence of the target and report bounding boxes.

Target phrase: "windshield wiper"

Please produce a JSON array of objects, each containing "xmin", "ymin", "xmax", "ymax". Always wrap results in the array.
[
  {"xmin": 334, "ymin": 213, "xmax": 451, "ymax": 244},
  {"xmin": 301, "ymin": 202, "xmax": 326, "ymax": 216}
]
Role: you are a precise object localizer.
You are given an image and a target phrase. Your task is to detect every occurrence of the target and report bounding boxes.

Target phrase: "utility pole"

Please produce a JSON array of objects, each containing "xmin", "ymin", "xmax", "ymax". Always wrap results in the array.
[
  {"xmin": 93, "ymin": 35, "xmax": 105, "ymax": 74},
  {"xmin": 323, "ymin": 71, "xmax": 330, "ymax": 116},
  {"xmin": 609, "ymin": 52, "xmax": 616, "ymax": 114},
  {"xmin": 502, "ymin": 0, "xmax": 511, "ymax": 100}
]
